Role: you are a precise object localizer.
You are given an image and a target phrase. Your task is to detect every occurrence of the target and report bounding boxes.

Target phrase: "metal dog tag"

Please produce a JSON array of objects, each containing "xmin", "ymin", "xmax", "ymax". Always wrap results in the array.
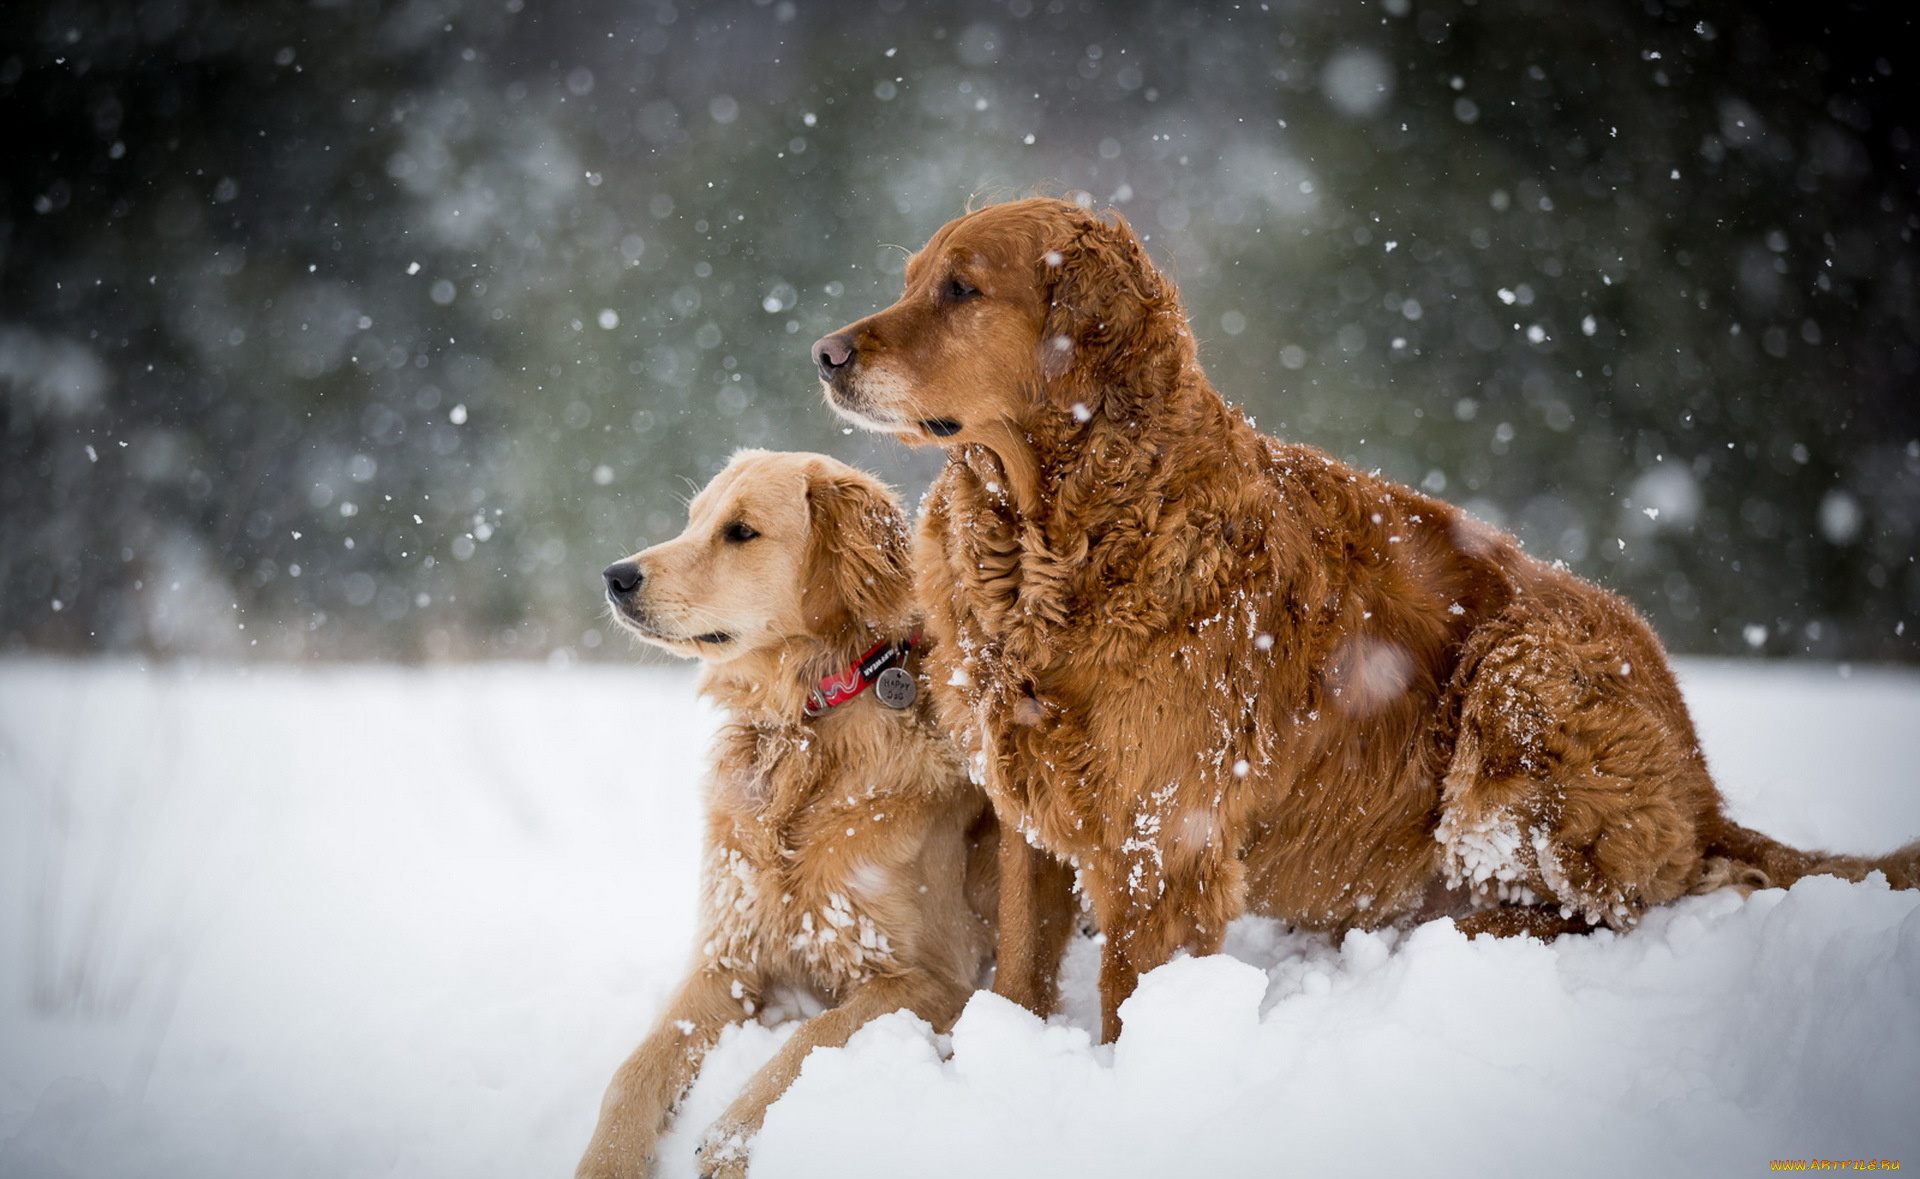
[{"xmin": 874, "ymin": 666, "xmax": 917, "ymax": 709}]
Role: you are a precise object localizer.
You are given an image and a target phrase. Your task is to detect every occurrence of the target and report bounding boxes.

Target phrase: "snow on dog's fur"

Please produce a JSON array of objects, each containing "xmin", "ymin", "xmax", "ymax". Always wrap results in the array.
[
  {"xmin": 813, "ymin": 196, "xmax": 1920, "ymax": 1043},
  {"xmin": 579, "ymin": 450, "xmax": 994, "ymax": 1179}
]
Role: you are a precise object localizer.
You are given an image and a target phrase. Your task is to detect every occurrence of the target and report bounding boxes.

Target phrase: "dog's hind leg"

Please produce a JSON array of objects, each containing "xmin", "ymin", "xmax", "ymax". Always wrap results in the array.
[
  {"xmin": 1453, "ymin": 904, "xmax": 1596, "ymax": 940},
  {"xmin": 1434, "ymin": 608, "xmax": 1716, "ymax": 936},
  {"xmin": 694, "ymin": 970, "xmax": 972, "ymax": 1179}
]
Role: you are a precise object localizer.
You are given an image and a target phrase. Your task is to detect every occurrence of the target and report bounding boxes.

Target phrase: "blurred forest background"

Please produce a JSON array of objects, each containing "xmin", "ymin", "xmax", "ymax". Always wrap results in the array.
[{"xmin": 3, "ymin": 0, "xmax": 1916, "ymax": 663}]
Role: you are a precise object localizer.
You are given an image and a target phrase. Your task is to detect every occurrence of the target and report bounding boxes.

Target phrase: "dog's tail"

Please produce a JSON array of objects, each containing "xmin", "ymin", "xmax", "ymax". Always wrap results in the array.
[{"xmin": 1694, "ymin": 815, "xmax": 1920, "ymax": 895}]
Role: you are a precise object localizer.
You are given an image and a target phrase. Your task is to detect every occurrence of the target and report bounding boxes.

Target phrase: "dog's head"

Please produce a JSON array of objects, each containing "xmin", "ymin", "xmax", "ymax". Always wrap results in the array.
[
  {"xmin": 603, "ymin": 450, "xmax": 911, "ymax": 664},
  {"xmin": 812, "ymin": 197, "xmax": 1184, "ymax": 447}
]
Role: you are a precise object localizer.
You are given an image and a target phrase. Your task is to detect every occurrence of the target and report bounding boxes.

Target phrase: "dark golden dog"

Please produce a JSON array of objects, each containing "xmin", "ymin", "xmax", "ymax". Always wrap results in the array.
[
  {"xmin": 813, "ymin": 196, "xmax": 1920, "ymax": 1043},
  {"xmin": 579, "ymin": 450, "xmax": 993, "ymax": 1178}
]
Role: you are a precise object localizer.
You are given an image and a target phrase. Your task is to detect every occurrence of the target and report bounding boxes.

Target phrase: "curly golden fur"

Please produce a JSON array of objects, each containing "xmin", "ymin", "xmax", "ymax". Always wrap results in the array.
[
  {"xmin": 579, "ymin": 450, "xmax": 994, "ymax": 1178},
  {"xmin": 814, "ymin": 197, "xmax": 1920, "ymax": 1043}
]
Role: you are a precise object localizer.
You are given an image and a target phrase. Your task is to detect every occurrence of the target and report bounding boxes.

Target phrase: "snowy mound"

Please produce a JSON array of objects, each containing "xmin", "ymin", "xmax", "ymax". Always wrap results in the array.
[
  {"xmin": 728, "ymin": 883, "xmax": 1917, "ymax": 1178},
  {"xmin": 1, "ymin": 660, "xmax": 1916, "ymax": 1177}
]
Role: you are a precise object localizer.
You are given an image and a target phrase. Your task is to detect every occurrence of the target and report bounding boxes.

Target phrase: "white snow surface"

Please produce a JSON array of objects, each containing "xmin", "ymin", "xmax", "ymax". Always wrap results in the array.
[{"xmin": 1, "ymin": 658, "xmax": 1916, "ymax": 1177}]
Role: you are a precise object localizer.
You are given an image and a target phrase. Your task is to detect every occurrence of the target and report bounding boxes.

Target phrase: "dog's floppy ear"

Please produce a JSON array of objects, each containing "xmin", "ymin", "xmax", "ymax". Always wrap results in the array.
[
  {"xmin": 1038, "ymin": 207, "xmax": 1180, "ymax": 421},
  {"xmin": 799, "ymin": 463, "xmax": 913, "ymax": 637}
]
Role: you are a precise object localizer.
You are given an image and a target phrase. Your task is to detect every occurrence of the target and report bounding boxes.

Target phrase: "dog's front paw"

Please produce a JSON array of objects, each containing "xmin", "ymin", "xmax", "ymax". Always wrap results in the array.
[
  {"xmin": 694, "ymin": 1120, "xmax": 754, "ymax": 1179},
  {"xmin": 575, "ymin": 1126, "xmax": 656, "ymax": 1179},
  {"xmin": 575, "ymin": 1145, "xmax": 651, "ymax": 1179}
]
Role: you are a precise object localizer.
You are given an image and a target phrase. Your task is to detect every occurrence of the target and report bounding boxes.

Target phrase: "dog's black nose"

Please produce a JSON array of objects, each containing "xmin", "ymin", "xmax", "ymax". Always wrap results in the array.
[
  {"xmin": 812, "ymin": 332, "xmax": 855, "ymax": 382},
  {"xmin": 603, "ymin": 561, "xmax": 643, "ymax": 598}
]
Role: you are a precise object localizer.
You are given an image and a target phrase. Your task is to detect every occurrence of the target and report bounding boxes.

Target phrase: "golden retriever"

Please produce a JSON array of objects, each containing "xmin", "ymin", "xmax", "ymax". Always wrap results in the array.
[
  {"xmin": 578, "ymin": 449, "xmax": 995, "ymax": 1179},
  {"xmin": 812, "ymin": 196, "xmax": 1920, "ymax": 1044}
]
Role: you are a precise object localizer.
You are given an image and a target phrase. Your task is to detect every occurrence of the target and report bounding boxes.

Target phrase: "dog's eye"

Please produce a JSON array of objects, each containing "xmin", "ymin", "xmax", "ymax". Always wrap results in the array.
[
  {"xmin": 945, "ymin": 276, "xmax": 980, "ymax": 303},
  {"xmin": 722, "ymin": 521, "xmax": 759, "ymax": 544}
]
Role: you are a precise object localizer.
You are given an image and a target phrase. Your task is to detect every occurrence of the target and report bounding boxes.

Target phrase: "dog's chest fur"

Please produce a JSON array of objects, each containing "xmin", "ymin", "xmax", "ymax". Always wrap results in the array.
[
  {"xmin": 917, "ymin": 450, "xmax": 1261, "ymax": 829},
  {"xmin": 918, "ymin": 432, "xmax": 1493, "ymax": 927},
  {"xmin": 695, "ymin": 720, "xmax": 908, "ymax": 990}
]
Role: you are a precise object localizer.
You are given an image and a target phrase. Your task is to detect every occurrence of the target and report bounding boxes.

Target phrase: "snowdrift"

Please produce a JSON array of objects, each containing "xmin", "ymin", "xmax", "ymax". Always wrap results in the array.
[{"xmin": 1, "ymin": 659, "xmax": 1915, "ymax": 1177}]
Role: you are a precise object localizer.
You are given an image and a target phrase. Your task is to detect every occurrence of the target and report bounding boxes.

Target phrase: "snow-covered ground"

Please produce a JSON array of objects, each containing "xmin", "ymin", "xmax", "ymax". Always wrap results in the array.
[{"xmin": 0, "ymin": 658, "xmax": 1915, "ymax": 1177}]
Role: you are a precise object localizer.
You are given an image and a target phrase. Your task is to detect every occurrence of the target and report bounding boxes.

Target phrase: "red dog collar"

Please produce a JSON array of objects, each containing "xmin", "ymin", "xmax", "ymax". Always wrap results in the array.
[{"xmin": 805, "ymin": 629, "xmax": 921, "ymax": 717}]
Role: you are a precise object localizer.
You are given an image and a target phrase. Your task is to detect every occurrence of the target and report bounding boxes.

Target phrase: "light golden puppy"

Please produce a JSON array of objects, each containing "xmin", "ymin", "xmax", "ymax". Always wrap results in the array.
[
  {"xmin": 578, "ymin": 449, "xmax": 996, "ymax": 1179},
  {"xmin": 812, "ymin": 196, "xmax": 1920, "ymax": 1044}
]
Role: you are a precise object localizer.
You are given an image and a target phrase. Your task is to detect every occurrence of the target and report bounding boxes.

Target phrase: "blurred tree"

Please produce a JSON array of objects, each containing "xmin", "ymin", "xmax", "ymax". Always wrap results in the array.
[{"xmin": 2, "ymin": 0, "xmax": 1915, "ymax": 662}]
